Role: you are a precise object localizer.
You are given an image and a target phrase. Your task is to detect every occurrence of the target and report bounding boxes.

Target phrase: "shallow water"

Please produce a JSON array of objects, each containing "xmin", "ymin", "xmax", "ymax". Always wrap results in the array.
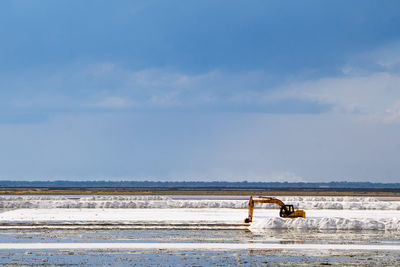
[
  {"xmin": 1, "ymin": 249, "xmax": 400, "ymax": 266},
  {"xmin": 0, "ymin": 229, "xmax": 399, "ymax": 266},
  {"xmin": 1, "ymin": 228, "xmax": 399, "ymax": 245}
]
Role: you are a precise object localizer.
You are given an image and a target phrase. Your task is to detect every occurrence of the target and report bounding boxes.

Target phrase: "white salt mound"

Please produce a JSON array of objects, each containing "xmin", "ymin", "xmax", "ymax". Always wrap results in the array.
[
  {"xmin": 249, "ymin": 217, "xmax": 400, "ymax": 231},
  {"xmin": 0, "ymin": 196, "xmax": 399, "ymax": 210}
]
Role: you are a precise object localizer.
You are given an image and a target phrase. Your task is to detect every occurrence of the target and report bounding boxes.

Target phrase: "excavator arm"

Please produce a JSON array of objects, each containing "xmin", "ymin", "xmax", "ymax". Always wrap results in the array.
[{"xmin": 244, "ymin": 196, "xmax": 306, "ymax": 223}]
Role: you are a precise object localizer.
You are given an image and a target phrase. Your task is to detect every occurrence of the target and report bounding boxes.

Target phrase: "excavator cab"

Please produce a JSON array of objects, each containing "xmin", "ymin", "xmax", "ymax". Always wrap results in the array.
[
  {"xmin": 244, "ymin": 196, "xmax": 306, "ymax": 223},
  {"xmin": 279, "ymin": 204, "xmax": 295, "ymax": 217}
]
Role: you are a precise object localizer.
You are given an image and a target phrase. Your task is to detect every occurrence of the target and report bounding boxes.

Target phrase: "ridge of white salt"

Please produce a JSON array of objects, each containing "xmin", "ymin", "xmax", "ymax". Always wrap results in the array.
[
  {"xmin": 0, "ymin": 208, "xmax": 399, "ymax": 231},
  {"xmin": 250, "ymin": 217, "xmax": 400, "ymax": 231},
  {"xmin": 0, "ymin": 208, "xmax": 247, "ymax": 223},
  {"xmin": 0, "ymin": 196, "xmax": 399, "ymax": 210}
]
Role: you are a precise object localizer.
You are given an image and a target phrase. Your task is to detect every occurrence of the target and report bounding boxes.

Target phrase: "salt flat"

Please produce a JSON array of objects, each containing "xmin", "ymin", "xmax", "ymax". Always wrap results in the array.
[
  {"xmin": 1, "ymin": 208, "xmax": 399, "ymax": 221},
  {"xmin": 0, "ymin": 208, "xmax": 247, "ymax": 223},
  {"xmin": 0, "ymin": 208, "xmax": 399, "ymax": 230}
]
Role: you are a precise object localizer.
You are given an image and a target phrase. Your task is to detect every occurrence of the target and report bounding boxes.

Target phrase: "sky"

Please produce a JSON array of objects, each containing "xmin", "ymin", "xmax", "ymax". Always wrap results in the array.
[{"xmin": 1, "ymin": 0, "xmax": 400, "ymax": 182}]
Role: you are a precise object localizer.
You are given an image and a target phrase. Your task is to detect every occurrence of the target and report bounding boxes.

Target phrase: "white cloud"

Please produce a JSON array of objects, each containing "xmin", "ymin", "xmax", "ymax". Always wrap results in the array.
[
  {"xmin": 273, "ymin": 41, "xmax": 400, "ymax": 124},
  {"xmin": 384, "ymin": 101, "xmax": 400, "ymax": 123},
  {"xmin": 88, "ymin": 96, "xmax": 136, "ymax": 108},
  {"xmin": 364, "ymin": 41, "xmax": 400, "ymax": 70},
  {"xmin": 3, "ymin": 42, "xmax": 400, "ymax": 122},
  {"xmin": 148, "ymin": 91, "xmax": 182, "ymax": 107},
  {"xmin": 287, "ymin": 72, "xmax": 400, "ymax": 116},
  {"xmin": 82, "ymin": 67, "xmax": 281, "ymax": 110}
]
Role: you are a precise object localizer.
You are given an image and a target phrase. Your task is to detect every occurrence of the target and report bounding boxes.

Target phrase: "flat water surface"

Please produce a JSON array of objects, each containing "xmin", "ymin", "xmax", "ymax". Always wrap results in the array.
[{"xmin": 0, "ymin": 229, "xmax": 399, "ymax": 266}]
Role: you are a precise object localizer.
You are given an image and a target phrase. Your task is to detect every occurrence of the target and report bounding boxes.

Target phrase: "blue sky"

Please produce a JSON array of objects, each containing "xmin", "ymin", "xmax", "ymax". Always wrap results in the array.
[{"xmin": 1, "ymin": 1, "xmax": 400, "ymax": 182}]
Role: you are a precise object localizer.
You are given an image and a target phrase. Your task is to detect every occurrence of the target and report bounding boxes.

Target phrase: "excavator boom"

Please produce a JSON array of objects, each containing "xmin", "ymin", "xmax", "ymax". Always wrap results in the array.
[{"xmin": 244, "ymin": 196, "xmax": 306, "ymax": 223}]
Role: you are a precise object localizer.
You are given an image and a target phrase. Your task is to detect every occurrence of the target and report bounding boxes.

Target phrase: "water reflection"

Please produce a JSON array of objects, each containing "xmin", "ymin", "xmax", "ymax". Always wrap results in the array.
[{"xmin": 0, "ymin": 228, "xmax": 397, "ymax": 245}]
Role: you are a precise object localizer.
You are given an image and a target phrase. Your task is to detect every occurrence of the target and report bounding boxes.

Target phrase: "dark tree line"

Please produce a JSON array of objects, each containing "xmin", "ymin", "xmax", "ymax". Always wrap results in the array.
[{"xmin": 0, "ymin": 180, "xmax": 398, "ymax": 188}]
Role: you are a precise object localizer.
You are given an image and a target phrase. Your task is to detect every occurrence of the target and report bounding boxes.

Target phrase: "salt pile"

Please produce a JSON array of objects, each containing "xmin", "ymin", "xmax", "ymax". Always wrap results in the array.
[
  {"xmin": 0, "ymin": 196, "xmax": 399, "ymax": 210},
  {"xmin": 249, "ymin": 217, "xmax": 400, "ymax": 231}
]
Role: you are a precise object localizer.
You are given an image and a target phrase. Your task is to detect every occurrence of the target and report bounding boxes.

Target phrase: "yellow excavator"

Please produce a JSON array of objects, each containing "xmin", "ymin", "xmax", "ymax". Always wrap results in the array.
[{"xmin": 244, "ymin": 196, "xmax": 306, "ymax": 223}]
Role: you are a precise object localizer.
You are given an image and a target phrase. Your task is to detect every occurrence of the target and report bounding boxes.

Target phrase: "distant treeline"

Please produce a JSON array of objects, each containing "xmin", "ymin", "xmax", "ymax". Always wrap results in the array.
[{"xmin": 0, "ymin": 180, "xmax": 399, "ymax": 188}]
